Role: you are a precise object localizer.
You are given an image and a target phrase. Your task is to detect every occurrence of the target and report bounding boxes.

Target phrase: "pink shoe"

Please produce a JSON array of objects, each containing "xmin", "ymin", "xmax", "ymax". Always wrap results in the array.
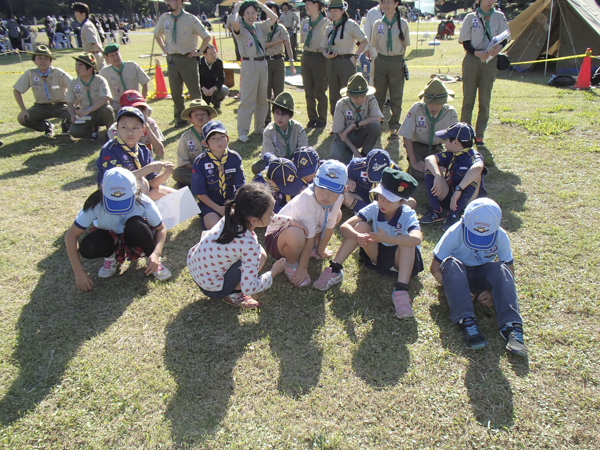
[
  {"xmin": 313, "ymin": 267, "xmax": 343, "ymax": 291},
  {"xmin": 392, "ymin": 290, "xmax": 414, "ymax": 319},
  {"xmin": 284, "ymin": 267, "xmax": 310, "ymax": 287},
  {"xmin": 223, "ymin": 292, "xmax": 259, "ymax": 309}
]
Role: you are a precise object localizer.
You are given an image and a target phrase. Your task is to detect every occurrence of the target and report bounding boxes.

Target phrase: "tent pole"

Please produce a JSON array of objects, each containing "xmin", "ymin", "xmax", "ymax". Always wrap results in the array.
[{"xmin": 544, "ymin": 0, "xmax": 554, "ymax": 76}]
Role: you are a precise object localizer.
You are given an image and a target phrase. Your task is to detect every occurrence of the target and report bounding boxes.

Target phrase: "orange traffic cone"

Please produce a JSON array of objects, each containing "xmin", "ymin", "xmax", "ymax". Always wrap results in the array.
[
  {"xmin": 212, "ymin": 35, "xmax": 218, "ymax": 53},
  {"xmin": 574, "ymin": 48, "xmax": 593, "ymax": 90},
  {"xmin": 153, "ymin": 58, "xmax": 170, "ymax": 99}
]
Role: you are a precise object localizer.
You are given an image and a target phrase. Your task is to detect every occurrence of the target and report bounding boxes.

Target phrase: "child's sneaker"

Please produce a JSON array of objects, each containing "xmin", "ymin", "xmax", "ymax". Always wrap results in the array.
[
  {"xmin": 284, "ymin": 266, "xmax": 310, "ymax": 287},
  {"xmin": 391, "ymin": 290, "xmax": 414, "ymax": 319},
  {"xmin": 457, "ymin": 317, "xmax": 488, "ymax": 350},
  {"xmin": 419, "ymin": 207, "xmax": 443, "ymax": 224},
  {"xmin": 44, "ymin": 121, "xmax": 54, "ymax": 138},
  {"xmin": 90, "ymin": 126, "xmax": 99, "ymax": 142},
  {"xmin": 442, "ymin": 212, "xmax": 460, "ymax": 231},
  {"xmin": 98, "ymin": 255, "xmax": 117, "ymax": 278},
  {"xmin": 223, "ymin": 292, "xmax": 259, "ymax": 309},
  {"xmin": 499, "ymin": 322, "xmax": 528, "ymax": 357},
  {"xmin": 152, "ymin": 259, "xmax": 172, "ymax": 281},
  {"xmin": 313, "ymin": 267, "xmax": 343, "ymax": 291}
]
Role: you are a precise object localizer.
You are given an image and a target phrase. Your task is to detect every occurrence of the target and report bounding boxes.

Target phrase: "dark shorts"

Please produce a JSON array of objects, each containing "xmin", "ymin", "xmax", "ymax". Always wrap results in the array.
[
  {"xmin": 359, "ymin": 244, "xmax": 424, "ymax": 278},
  {"xmin": 264, "ymin": 226, "xmax": 286, "ymax": 260},
  {"xmin": 198, "ymin": 260, "xmax": 242, "ymax": 299}
]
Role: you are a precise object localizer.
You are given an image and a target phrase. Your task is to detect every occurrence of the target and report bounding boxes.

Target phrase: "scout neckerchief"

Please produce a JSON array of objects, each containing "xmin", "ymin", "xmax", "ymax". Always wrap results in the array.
[
  {"xmin": 241, "ymin": 19, "xmax": 264, "ymax": 55},
  {"xmin": 476, "ymin": 6, "xmax": 495, "ymax": 41},
  {"xmin": 263, "ymin": 170, "xmax": 291, "ymax": 203},
  {"xmin": 446, "ymin": 148, "xmax": 468, "ymax": 185},
  {"xmin": 267, "ymin": 23, "xmax": 278, "ymax": 42},
  {"xmin": 424, "ymin": 106, "xmax": 444, "ymax": 152},
  {"xmin": 381, "ymin": 13, "xmax": 397, "ymax": 53},
  {"xmin": 37, "ymin": 68, "xmax": 51, "ymax": 99},
  {"xmin": 110, "ymin": 62, "xmax": 127, "ymax": 92},
  {"xmin": 190, "ymin": 126, "xmax": 205, "ymax": 153},
  {"xmin": 327, "ymin": 18, "xmax": 344, "ymax": 53},
  {"xmin": 303, "ymin": 14, "xmax": 322, "ymax": 48},
  {"xmin": 348, "ymin": 98, "xmax": 363, "ymax": 140},
  {"xmin": 274, "ymin": 123, "xmax": 292, "ymax": 158},
  {"xmin": 80, "ymin": 73, "xmax": 95, "ymax": 108},
  {"xmin": 207, "ymin": 148, "xmax": 229, "ymax": 197},
  {"xmin": 116, "ymin": 136, "xmax": 142, "ymax": 169},
  {"xmin": 170, "ymin": 10, "xmax": 185, "ymax": 44}
]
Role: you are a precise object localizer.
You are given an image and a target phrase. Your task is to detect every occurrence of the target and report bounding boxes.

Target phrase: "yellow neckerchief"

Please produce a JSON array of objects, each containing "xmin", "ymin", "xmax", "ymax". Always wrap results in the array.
[
  {"xmin": 263, "ymin": 170, "xmax": 291, "ymax": 203},
  {"xmin": 116, "ymin": 136, "xmax": 142, "ymax": 169},
  {"xmin": 446, "ymin": 148, "xmax": 468, "ymax": 184},
  {"xmin": 206, "ymin": 148, "xmax": 229, "ymax": 197}
]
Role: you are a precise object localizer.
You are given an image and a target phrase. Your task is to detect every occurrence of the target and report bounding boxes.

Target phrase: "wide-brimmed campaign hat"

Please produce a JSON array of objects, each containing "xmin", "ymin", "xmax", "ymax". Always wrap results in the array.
[
  {"xmin": 72, "ymin": 52, "xmax": 98, "ymax": 71},
  {"xmin": 418, "ymin": 79, "xmax": 454, "ymax": 104},
  {"xmin": 181, "ymin": 98, "xmax": 218, "ymax": 121},
  {"xmin": 28, "ymin": 45, "xmax": 56, "ymax": 60},
  {"xmin": 340, "ymin": 73, "xmax": 376, "ymax": 97},
  {"xmin": 267, "ymin": 92, "xmax": 299, "ymax": 114}
]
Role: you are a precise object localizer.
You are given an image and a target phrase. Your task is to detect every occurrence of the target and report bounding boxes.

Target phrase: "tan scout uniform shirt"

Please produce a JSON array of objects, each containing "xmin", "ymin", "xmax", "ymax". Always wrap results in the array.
[
  {"xmin": 320, "ymin": 19, "xmax": 366, "ymax": 55},
  {"xmin": 66, "ymin": 74, "xmax": 111, "ymax": 109},
  {"xmin": 176, "ymin": 127, "xmax": 204, "ymax": 167},
  {"xmin": 233, "ymin": 20, "xmax": 273, "ymax": 58},
  {"xmin": 279, "ymin": 10, "xmax": 298, "ymax": 30},
  {"xmin": 370, "ymin": 17, "xmax": 410, "ymax": 57},
  {"xmin": 81, "ymin": 19, "xmax": 102, "ymax": 53},
  {"xmin": 458, "ymin": 9, "xmax": 509, "ymax": 51},
  {"xmin": 300, "ymin": 16, "xmax": 330, "ymax": 51},
  {"xmin": 154, "ymin": 11, "xmax": 210, "ymax": 55},
  {"xmin": 398, "ymin": 102, "xmax": 458, "ymax": 145},
  {"xmin": 261, "ymin": 120, "xmax": 308, "ymax": 158},
  {"xmin": 13, "ymin": 67, "xmax": 72, "ymax": 104},
  {"xmin": 332, "ymin": 96, "xmax": 383, "ymax": 134},
  {"xmin": 264, "ymin": 23, "xmax": 290, "ymax": 56},
  {"xmin": 99, "ymin": 62, "xmax": 151, "ymax": 105}
]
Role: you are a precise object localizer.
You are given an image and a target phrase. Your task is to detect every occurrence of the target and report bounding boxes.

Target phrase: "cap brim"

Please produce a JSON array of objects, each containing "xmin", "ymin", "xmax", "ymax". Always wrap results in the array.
[
  {"xmin": 103, "ymin": 194, "xmax": 135, "ymax": 215},
  {"xmin": 435, "ymin": 129, "xmax": 452, "ymax": 139},
  {"xmin": 463, "ymin": 225, "xmax": 498, "ymax": 251},
  {"xmin": 267, "ymin": 99, "xmax": 299, "ymax": 114},
  {"xmin": 370, "ymin": 184, "xmax": 403, "ymax": 202},
  {"xmin": 314, "ymin": 177, "xmax": 345, "ymax": 194},
  {"xmin": 28, "ymin": 52, "xmax": 57, "ymax": 60}
]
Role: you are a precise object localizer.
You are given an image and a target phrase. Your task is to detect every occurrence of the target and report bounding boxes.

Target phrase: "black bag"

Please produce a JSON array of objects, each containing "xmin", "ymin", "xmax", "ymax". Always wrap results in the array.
[
  {"xmin": 496, "ymin": 53, "xmax": 510, "ymax": 70},
  {"xmin": 548, "ymin": 75, "xmax": 576, "ymax": 87}
]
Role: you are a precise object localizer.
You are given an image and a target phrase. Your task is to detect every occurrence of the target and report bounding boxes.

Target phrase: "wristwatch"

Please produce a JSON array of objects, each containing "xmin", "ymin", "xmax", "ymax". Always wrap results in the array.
[{"xmin": 455, "ymin": 185, "xmax": 463, "ymax": 192}]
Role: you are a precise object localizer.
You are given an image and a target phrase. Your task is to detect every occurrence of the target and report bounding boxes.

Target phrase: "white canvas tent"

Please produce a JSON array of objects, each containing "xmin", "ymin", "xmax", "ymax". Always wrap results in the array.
[{"xmin": 505, "ymin": 0, "xmax": 600, "ymax": 73}]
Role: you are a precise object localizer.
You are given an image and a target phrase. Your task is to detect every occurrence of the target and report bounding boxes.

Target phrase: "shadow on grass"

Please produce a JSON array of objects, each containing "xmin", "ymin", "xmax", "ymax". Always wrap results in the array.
[
  {"xmin": 430, "ymin": 287, "xmax": 530, "ymax": 429},
  {"xmin": 406, "ymin": 48, "xmax": 436, "ymax": 59}
]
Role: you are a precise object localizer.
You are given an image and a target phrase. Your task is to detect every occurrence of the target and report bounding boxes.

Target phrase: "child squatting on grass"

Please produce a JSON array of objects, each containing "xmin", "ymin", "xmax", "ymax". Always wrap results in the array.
[
  {"xmin": 187, "ymin": 182, "xmax": 308, "ymax": 309},
  {"xmin": 65, "ymin": 168, "xmax": 172, "ymax": 292},
  {"xmin": 314, "ymin": 168, "xmax": 424, "ymax": 319},
  {"xmin": 265, "ymin": 160, "xmax": 347, "ymax": 287}
]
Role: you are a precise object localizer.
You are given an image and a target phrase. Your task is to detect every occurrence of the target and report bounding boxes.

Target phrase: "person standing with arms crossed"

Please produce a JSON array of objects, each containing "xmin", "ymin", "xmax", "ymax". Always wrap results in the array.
[
  {"xmin": 458, "ymin": 0, "xmax": 509, "ymax": 147},
  {"xmin": 154, "ymin": 0, "xmax": 211, "ymax": 127}
]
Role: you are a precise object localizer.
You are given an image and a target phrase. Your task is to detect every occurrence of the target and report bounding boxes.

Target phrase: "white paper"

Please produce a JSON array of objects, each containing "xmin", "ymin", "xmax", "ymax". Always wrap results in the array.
[
  {"xmin": 485, "ymin": 29, "xmax": 511, "ymax": 63},
  {"xmin": 153, "ymin": 187, "xmax": 200, "ymax": 230}
]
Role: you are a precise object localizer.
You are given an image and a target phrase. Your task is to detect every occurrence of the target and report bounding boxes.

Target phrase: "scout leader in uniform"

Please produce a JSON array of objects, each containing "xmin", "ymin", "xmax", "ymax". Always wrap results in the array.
[
  {"xmin": 398, "ymin": 79, "xmax": 458, "ymax": 180},
  {"xmin": 370, "ymin": 0, "xmax": 410, "ymax": 139},
  {"xmin": 154, "ymin": 0, "xmax": 211, "ymax": 127},
  {"xmin": 458, "ymin": 0, "xmax": 509, "ymax": 146},
  {"xmin": 330, "ymin": 73, "xmax": 383, "ymax": 164},
  {"xmin": 279, "ymin": 2, "xmax": 299, "ymax": 60},
  {"xmin": 13, "ymin": 45, "xmax": 72, "ymax": 138},
  {"xmin": 66, "ymin": 53, "xmax": 115, "ymax": 141},
  {"xmin": 99, "ymin": 43, "xmax": 152, "ymax": 112},
  {"xmin": 230, "ymin": 0, "xmax": 280, "ymax": 143},
  {"xmin": 72, "ymin": 3, "xmax": 105, "ymax": 71},
  {"xmin": 321, "ymin": 0, "xmax": 368, "ymax": 117},
  {"xmin": 300, "ymin": 0, "xmax": 331, "ymax": 129}
]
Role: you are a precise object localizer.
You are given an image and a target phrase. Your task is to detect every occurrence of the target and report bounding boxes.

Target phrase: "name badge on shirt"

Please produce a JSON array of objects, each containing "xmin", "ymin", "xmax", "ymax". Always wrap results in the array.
[
  {"xmin": 417, "ymin": 116, "xmax": 425, "ymax": 127},
  {"xmin": 472, "ymin": 18, "xmax": 479, "ymax": 27},
  {"xmin": 225, "ymin": 168, "xmax": 236, "ymax": 174},
  {"xmin": 165, "ymin": 20, "xmax": 170, "ymax": 30},
  {"xmin": 345, "ymin": 110, "xmax": 353, "ymax": 119},
  {"xmin": 75, "ymin": 84, "xmax": 81, "ymax": 93},
  {"xmin": 246, "ymin": 39, "xmax": 253, "ymax": 47},
  {"xmin": 378, "ymin": 24, "xmax": 384, "ymax": 34},
  {"xmin": 51, "ymin": 85, "xmax": 59, "ymax": 89},
  {"xmin": 33, "ymin": 76, "xmax": 40, "ymax": 85},
  {"xmin": 204, "ymin": 162, "xmax": 214, "ymax": 170},
  {"xmin": 188, "ymin": 140, "xmax": 195, "ymax": 150},
  {"xmin": 303, "ymin": 23, "xmax": 308, "ymax": 32},
  {"xmin": 274, "ymin": 136, "xmax": 279, "ymax": 147}
]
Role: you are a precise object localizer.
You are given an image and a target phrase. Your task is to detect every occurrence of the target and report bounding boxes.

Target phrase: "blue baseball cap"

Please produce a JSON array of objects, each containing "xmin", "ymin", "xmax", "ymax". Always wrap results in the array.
[
  {"xmin": 116, "ymin": 106, "xmax": 145, "ymax": 123},
  {"xmin": 292, "ymin": 146, "xmax": 320, "ymax": 179},
  {"xmin": 314, "ymin": 160, "xmax": 348, "ymax": 194},
  {"xmin": 102, "ymin": 167, "xmax": 137, "ymax": 215},
  {"xmin": 264, "ymin": 153, "xmax": 304, "ymax": 196},
  {"xmin": 435, "ymin": 122, "xmax": 475, "ymax": 143},
  {"xmin": 202, "ymin": 120, "xmax": 228, "ymax": 141},
  {"xmin": 365, "ymin": 149, "xmax": 391, "ymax": 182},
  {"xmin": 462, "ymin": 198, "xmax": 502, "ymax": 251}
]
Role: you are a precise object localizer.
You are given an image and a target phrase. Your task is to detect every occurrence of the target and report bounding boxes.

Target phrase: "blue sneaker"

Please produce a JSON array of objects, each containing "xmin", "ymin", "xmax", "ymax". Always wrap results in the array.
[
  {"xmin": 500, "ymin": 322, "xmax": 528, "ymax": 357},
  {"xmin": 458, "ymin": 317, "xmax": 488, "ymax": 350}
]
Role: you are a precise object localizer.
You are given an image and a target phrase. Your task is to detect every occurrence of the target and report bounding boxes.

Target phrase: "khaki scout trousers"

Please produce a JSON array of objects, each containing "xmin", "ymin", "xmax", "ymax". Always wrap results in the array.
[
  {"xmin": 20, "ymin": 103, "xmax": 71, "ymax": 132},
  {"xmin": 326, "ymin": 57, "xmax": 356, "ymax": 116},
  {"xmin": 407, "ymin": 141, "xmax": 443, "ymax": 181},
  {"xmin": 301, "ymin": 51, "xmax": 328, "ymax": 123},
  {"xmin": 168, "ymin": 53, "xmax": 202, "ymax": 122},
  {"xmin": 329, "ymin": 121, "xmax": 381, "ymax": 164},
  {"xmin": 373, "ymin": 54, "xmax": 405, "ymax": 131},
  {"xmin": 238, "ymin": 59, "xmax": 269, "ymax": 137},
  {"xmin": 266, "ymin": 57, "xmax": 286, "ymax": 123},
  {"xmin": 461, "ymin": 52, "xmax": 498, "ymax": 139},
  {"xmin": 69, "ymin": 104, "xmax": 115, "ymax": 139}
]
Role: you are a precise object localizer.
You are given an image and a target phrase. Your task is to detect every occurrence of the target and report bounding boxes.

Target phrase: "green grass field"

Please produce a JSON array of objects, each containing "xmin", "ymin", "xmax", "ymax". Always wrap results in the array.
[{"xmin": 0, "ymin": 24, "xmax": 598, "ymax": 449}]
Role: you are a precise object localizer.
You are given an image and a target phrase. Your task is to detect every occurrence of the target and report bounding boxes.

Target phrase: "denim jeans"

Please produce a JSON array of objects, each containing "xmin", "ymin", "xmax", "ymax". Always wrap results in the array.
[{"xmin": 440, "ymin": 257, "xmax": 522, "ymax": 328}]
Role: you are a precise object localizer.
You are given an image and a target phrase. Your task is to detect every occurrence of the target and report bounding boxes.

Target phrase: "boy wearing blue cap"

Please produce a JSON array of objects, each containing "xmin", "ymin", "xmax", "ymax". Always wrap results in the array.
[
  {"xmin": 430, "ymin": 198, "xmax": 527, "ymax": 356},
  {"xmin": 314, "ymin": 168, "xmax": 423, "ymax": 318},
  {"xmin": 253, "ymin": 153, "xmax": 304, "ymax": 212},
  {"xmin": 191, "ymin": 120, "xmax": 245, "ymax": 230},
  {"xmin": 292, "ymin": 146, "xmax": 320, "ymax": 186},
  {"xmin": 97, "ymin": 106, "xmax": 176, "ymax": 201},
  {"xmin": 265, "ymin": 160, "xmax": 347, "ymax": 287},
  {"xmin": 420, "ymin": 122, "xmax": 487, "ymax": 231}
]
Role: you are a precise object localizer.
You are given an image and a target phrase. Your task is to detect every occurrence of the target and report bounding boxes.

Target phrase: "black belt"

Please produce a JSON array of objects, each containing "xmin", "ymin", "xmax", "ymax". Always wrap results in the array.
[
  {"xmin": 242, "ymin": 56, "xmax": 265, "ymax": 61},
  {"xmin": 266, "ymin": 54, "xmax": 284, "ymax": 60},
  {"xmin": 35, "ymin": 102, "xmax": 66, "ymax": 106},
  {"xmin": 335, "ymin": 54, "xmax": 354, "ymax": 59}
]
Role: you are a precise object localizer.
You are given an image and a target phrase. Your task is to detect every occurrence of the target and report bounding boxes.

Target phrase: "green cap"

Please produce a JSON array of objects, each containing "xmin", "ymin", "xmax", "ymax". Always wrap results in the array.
[
  {"xmin": 418, "ymin": 79, "xmax": 454, "ymax": 104},
  {"xmin": 340, "ymin": 73, "xmax": 376, "ymax": 98},
  {"xmin": 239, "ymin": 0, "xmax": 259, "ymax": 15},
  {"xmin": 328, "ymin": 0, "xmax": 347, "ymax": 10},
  {"xmin": 72, "ymin": 53, "xmax": 98, "ymax": 71},
  {"xmin": 103, "ymin": 43, "xmax": 120, "ymax": 55},
  {"xmin": 28, "ymin": 45, "xmax": 56, "ymax": 60},
  {"xmin": 370, "ymin": 168, "xmax": 418, "ymax": 202},
  {"xmin": 268, "ymin": 92, "xmax": 298, "ymax": 113}
]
